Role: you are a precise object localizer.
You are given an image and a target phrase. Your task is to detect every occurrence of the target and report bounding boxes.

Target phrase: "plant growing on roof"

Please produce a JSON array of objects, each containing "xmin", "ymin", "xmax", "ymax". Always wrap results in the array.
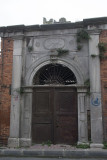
[
  {"xmin": 77, "ymin": 30, "xmax": 90, "ymax": 42},
  {"xmin": 76, "ymin": 29, "xmax": 90, "ymax": 51}
]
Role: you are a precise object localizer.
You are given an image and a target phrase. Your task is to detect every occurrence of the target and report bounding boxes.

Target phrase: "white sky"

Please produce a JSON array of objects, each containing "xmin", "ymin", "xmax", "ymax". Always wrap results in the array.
[{"xmin": 0, "ymin": 0, "xmax": 107, "ymax": 27}]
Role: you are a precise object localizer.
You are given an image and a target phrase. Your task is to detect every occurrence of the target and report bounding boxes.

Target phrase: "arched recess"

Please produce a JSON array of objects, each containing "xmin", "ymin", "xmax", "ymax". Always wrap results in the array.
[{"xmin": 32, "ymin": 62, "xmax": 79, "ymax": 144}]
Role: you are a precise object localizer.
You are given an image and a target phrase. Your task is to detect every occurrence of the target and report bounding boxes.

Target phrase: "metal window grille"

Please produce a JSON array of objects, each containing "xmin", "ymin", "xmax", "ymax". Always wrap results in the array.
[{"xmin": 33, "ymin": 64, "xmax": 77, "ymax": 85}]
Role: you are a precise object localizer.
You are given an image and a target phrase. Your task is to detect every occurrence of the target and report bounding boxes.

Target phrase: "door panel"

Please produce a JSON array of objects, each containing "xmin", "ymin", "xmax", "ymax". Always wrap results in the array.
[
  {"xmin": 54, "ymin": 88, "xmax": 78, "ymax": 144},
  {"xmin": 35, "ymin": 91, "xmax": 50, "ymax": 112},
  {"xmin": 32, "ymin": 87, "xmax": 78, "ymax": 144},
  {"xmin": 32, "ymin": 124, "xmax": 52, "ymax": 143},
  {"xmin": 32, "ymin": 88, "xmax": 53, "ymax": 143}
]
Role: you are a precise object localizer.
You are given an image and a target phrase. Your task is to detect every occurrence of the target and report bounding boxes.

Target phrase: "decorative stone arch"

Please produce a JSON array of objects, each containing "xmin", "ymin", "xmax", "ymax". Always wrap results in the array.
[{"xmin": 25, "ymin": 56, "xmax": 85, "ymax": 86}]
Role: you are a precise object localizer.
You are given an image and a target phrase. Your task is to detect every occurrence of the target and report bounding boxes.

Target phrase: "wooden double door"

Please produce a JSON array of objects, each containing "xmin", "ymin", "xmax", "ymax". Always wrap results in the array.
[{"xmin": 32, "ymin": 87, "xmax": 78, "ymax": 144}]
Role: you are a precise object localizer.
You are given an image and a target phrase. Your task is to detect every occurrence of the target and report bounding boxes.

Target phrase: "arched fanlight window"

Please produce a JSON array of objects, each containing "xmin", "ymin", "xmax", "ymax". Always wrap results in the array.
[{"xmin": 33, "ymin": 64, "xmax": 77, "ymax": 85}]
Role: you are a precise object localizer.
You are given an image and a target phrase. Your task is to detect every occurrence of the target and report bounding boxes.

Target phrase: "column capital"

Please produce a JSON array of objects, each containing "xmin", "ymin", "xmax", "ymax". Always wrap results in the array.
[
  {"xmin": 87, "ymin": 29, "xmax": 101, "ymax": 35},
  {"xmin": 77, "ymin": 86, "xmax": 88, "ymax": 93},
  {"xmin": 22, "ymin": 86, "xmax": 33, "ymax": 93},
  {"xmin": 12, "ymin": 34, "xmax": 24, "ymax": 40}
]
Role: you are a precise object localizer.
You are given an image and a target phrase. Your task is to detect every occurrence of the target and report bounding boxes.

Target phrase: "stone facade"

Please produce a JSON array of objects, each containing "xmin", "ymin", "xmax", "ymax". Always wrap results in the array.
[{"xmin": 0, "ymin": 17, "xmax": 107, "ymax": 148}]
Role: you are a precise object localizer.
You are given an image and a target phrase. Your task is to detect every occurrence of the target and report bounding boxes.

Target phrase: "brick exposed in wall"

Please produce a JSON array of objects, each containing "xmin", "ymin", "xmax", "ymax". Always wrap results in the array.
[
  {"xmin": 100, "ymin": 30, "xmax": 107, "ymax": 142},
  {"xmin": 0, "ymin": 38, "xmax": 13, "ymax": 145}
]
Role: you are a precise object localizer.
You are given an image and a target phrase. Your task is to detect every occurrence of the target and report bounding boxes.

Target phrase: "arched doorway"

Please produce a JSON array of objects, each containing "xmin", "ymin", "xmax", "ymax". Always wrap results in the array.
[{"xmin": 32, "ymin": 64, "xmax": 78, "ymax": 144}]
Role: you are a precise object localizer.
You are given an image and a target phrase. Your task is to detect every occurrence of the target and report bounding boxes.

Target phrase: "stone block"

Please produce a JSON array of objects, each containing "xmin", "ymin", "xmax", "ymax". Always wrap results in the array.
[
  {"xmin": 20, "ymin": 138, "xmax": 31, "ymax": 147},
  {"xmin": 8, "ymin": 138, "xmax": 20, "ymax": 148}
]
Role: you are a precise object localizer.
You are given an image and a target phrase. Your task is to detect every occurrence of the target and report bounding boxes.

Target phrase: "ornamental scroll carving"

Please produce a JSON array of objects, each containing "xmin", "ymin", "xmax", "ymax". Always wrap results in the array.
[{"xmin": 44, "ymin": 38, "xmax": 65, "ymax": 50}]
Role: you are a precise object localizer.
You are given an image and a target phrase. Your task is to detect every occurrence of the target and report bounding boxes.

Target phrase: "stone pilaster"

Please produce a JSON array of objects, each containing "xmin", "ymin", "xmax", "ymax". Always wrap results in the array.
[
  {"xmin": 20, "ymin": 87, "xmax": 32, "ymax": 147},
  {"xmin": 77, "ymin": 87, "xmax": 88, "ymax": 144},
  {"xmin": 89, "ymin": 31, "xmax": 103, "ymax": 148},
  {"xmin": 8, "ymin": 36, "xmax": 24, "ymax": 147}
]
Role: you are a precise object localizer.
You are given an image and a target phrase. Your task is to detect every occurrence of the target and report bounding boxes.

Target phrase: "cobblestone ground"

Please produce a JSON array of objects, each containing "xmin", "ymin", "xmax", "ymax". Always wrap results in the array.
[
  {"xmin": 0, "ymin": 144, "xmax": 77, "ymax": 150},
  {"xmin": 29, "ymin": 144, "xmax": 77, "ymax": 150}
]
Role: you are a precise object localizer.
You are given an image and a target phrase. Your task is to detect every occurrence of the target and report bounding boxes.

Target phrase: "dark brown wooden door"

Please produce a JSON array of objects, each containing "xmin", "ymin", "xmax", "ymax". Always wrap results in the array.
[
  {"xmin": 32, "ymin": 87, "xmax": 78, "ymax": 144},
  {"xmin": 54, "ymin": 87, "xmax": 78, "ymax": 144},
  {"xmin": 32, "ymin": 87, "xmax": 54, "ymax": 143}
]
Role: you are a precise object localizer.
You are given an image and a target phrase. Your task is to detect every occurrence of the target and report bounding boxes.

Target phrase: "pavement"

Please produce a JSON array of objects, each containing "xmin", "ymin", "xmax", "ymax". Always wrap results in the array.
[{"xmin": 0, "ymin": 144, "xmax": 107, "ymax": 158}]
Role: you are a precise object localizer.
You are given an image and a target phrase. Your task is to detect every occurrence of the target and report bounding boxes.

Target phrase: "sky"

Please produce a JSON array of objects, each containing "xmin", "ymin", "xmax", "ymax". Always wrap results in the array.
[{"xmin": 0, "ymin": 0, "xmax": 107, "ymax": 27}]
